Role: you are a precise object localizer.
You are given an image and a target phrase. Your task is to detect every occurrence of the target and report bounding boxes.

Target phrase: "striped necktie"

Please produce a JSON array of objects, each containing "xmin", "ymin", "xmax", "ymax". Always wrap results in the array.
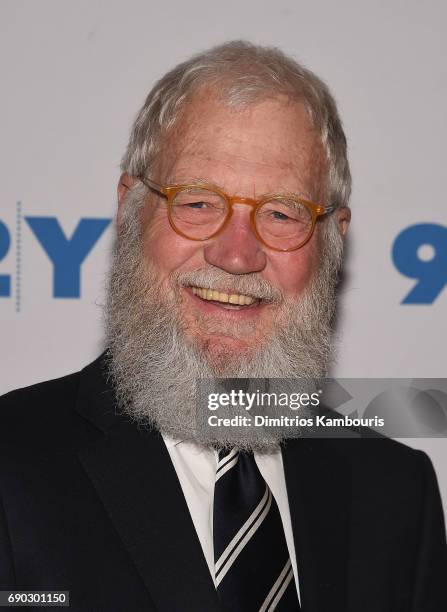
[{"xmin": 213, "ymin": 449, "xmax": 300, "ymax": 611}]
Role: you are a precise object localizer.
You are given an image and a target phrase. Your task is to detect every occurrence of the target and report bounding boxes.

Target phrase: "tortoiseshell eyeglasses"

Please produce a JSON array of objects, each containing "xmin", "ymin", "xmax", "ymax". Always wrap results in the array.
[{"xmin": 140, "ymin": 177, "xmax": 334, "ymax": 252}]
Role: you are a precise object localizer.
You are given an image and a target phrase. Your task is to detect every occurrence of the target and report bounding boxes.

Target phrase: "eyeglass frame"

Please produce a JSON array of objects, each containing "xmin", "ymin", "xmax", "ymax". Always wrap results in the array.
[{"xmin": 139, "ymin": 176, "xmax": 335, "ymax": 252}]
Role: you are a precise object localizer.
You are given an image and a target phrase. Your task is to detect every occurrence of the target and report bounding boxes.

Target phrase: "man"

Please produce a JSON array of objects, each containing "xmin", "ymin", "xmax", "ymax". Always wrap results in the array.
[{"xmin": 0, "ymin": 41, "xmax": 446, "ymax": 611}]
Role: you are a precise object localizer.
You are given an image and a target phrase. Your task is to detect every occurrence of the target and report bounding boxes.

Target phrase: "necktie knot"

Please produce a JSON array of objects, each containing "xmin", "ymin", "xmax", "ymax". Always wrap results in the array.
[
  {"xmin": 217, "ymin": 447, "xmax": 235, "ymax": 462},
  {"xmin": 216, "ymin": 448, "xmax": 239, "ymax": 482}
]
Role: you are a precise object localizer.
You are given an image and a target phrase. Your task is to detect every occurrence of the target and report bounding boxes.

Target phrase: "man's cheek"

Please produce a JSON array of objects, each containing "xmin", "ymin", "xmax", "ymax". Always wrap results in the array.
[
  {"xmin": 141, "ymin": 213, "xmax": 176, "ymax": 257},
  {"xmin": 269, "ymin": 234, "xmax": 319, "ymax": 293}
]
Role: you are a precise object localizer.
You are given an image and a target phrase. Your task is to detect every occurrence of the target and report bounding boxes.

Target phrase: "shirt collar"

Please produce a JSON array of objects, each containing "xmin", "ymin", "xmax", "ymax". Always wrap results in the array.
[{"xmin": 162, "ymin": 434, "xmax": 184, "ymax": 449}]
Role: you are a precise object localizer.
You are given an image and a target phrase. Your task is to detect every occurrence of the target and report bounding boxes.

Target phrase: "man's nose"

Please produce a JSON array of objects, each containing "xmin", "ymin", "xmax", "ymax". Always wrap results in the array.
[{"xmin": 203, "ymin": 204, "xmax": 267, "ymax": 274}]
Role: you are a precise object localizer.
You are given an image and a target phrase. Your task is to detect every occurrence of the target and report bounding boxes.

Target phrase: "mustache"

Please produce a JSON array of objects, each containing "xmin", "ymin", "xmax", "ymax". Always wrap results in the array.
[{"xmin": 172, "ymin": 266, "xmax": 284, "ymax": 304}]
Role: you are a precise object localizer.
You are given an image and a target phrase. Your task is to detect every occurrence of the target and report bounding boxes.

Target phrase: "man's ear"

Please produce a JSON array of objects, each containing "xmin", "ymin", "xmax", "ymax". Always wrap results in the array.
[
  {"xmin": 117, "ymin": 172, "xmax": 136, "ymax": 225},
  {"xmin": 336, "ymin": 206, "xmax": 351, "ymax": 237}
]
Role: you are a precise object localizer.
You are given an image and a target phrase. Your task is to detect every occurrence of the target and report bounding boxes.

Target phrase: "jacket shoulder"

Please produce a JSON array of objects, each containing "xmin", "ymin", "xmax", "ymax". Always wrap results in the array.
[
  {"xmin": 333, "ymin": 433, "xmax": 423, "ymax": 462},
  {"xmin": 0, "ymin": 370, "xmax": 81, "ymax": 412},
  {"xmin": 327, "ymin": 434, "xmax": 430, "ymax": 478},
  {"xmin": 0, "ymin": 371, "xmax": 82, "ymax": 446}
]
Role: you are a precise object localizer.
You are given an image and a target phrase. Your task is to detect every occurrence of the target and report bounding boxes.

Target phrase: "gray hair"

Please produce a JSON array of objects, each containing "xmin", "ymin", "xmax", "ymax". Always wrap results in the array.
[{"xmin": 121, "ymin": 40, "xmax": 351, "ymax": 209}]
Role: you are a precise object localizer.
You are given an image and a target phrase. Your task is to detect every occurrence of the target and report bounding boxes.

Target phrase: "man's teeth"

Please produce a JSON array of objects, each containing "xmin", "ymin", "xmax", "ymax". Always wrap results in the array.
[{"xmin": 191, "ymin": 287, "xmax": 255, "ymax": 306}]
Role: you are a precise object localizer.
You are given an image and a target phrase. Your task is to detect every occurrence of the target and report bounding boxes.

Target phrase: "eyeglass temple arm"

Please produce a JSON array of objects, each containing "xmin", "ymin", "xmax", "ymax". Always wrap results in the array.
[
  {"xmin": 139, "ymin": 177, "xmax": 167, "ymax": 196},
  {"xmin": 314, "ymin": 204, "xmax": 335, "ymax": 217}
]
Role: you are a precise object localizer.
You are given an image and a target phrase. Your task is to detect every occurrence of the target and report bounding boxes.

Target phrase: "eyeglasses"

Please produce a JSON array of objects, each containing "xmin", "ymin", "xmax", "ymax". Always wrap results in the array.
[{"xmin": 139, "ymin": 177, "xmax": 335, "ymax": 252}]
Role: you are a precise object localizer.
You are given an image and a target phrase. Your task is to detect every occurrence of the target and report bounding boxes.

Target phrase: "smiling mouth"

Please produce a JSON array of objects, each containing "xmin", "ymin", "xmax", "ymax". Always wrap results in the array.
[{"xmin": 191, "ymin": 286, "xmax": 260, "ymax": 309}]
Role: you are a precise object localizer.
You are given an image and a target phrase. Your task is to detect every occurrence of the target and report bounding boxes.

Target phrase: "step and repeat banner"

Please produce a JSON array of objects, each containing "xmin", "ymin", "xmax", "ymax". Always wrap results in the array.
[{"xmin": 1, "ymin": 0, "xmax": 446, "ymax": 509}]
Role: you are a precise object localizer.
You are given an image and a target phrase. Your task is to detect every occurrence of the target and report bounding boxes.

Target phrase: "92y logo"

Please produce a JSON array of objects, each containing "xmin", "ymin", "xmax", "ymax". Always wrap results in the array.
[
  {"xmin": 0, "ymin": 213, "xmax": 111, "ymax": 300},
  {"xmin": 392, "ymin": 223, "xmax": 447, "ymax": 304}
]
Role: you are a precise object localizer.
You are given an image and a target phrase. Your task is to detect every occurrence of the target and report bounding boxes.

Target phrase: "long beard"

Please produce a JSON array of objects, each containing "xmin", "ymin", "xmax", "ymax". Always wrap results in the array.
[{"xmin": 105, "ymin": 187, "xmax": 343, "ymax": 452}]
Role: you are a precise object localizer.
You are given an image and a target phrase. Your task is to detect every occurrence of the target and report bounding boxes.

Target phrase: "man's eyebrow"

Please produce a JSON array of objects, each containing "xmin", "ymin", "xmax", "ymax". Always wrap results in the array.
[
  {"xmin": 165, "ymin": 176, "xmax": 215, "ymax": 186},
  {"xmin": 164, "ymin": 176, "xmax": 315, "ymax": 201}
]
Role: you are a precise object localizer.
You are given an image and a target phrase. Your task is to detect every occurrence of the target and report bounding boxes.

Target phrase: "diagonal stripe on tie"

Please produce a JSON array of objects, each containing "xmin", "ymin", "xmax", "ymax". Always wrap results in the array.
[
  {"xmin": 213, "ymin": 449, "xmax": 300, "ymax": 611},
  {"xmin": 215, "ymin": 486, "xmax": 272, "ymax": 584},
  {"xmin": 259, "ymin": 559, "xmax": 294, "ymax": 611},
  {"xmin": 216, "ymin": 448, "xmax": 239, "ymax": 482}
]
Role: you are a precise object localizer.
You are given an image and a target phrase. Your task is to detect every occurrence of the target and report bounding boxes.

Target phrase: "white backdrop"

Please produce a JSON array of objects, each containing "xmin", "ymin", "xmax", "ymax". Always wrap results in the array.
[{"xmin": 1, "ymin": 0, "xmax": 446, "ymax": 511}]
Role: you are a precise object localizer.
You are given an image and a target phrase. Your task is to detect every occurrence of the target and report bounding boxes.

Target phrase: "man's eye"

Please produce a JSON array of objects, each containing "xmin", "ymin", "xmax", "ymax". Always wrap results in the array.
[
  {"xmin": 271, "ymin": 211, "xmax": 290, "ymax": 221},
  {"xmin": 184, "ymin": 201, "xmax": 206, "ymax": 209}
]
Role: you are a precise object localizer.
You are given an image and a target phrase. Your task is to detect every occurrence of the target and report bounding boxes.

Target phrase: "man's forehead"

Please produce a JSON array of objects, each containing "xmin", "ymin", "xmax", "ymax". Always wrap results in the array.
[
  {"xmin": 168, "ymin": 90, "xmax": 315, "ymax": 141},
  {"xmin": 155, "ymin": 93, "xmax": 327, "ymax": 200}
]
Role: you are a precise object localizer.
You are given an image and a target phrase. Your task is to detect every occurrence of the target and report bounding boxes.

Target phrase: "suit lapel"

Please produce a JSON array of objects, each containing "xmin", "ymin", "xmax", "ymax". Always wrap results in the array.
[
  {"xmin": 282, "ymin": 438, "xmax": 351, "ymax": 612},
  {"xmin": 75, "ymin": 357, "xmax": 222, "ymax": 612}
]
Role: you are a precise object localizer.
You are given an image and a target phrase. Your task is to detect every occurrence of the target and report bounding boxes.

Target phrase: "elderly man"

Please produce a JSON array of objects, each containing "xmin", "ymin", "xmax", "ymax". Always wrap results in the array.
[{"xmin": 0, "ymin": 42, "xmax": 446, "ymax": 611}]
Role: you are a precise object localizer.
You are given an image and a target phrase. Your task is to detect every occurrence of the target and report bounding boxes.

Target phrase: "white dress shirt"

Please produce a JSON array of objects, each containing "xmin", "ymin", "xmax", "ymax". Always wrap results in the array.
[{"xmin": 162, "ymin": 436, "xmax": 301, "ymax": 602}]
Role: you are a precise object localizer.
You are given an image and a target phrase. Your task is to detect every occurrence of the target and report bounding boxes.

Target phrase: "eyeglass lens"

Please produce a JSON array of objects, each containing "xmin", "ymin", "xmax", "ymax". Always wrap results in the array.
[{"xmin": 170, "ymin": 187, "xmax": 313, "ymax": 249}]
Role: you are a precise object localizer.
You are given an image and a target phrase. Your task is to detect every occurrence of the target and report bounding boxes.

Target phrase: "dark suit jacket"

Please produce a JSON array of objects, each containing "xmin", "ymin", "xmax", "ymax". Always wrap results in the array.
[{"xmin": 0, "ymin": 355, "xmax": 446, "ymax": 611}]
